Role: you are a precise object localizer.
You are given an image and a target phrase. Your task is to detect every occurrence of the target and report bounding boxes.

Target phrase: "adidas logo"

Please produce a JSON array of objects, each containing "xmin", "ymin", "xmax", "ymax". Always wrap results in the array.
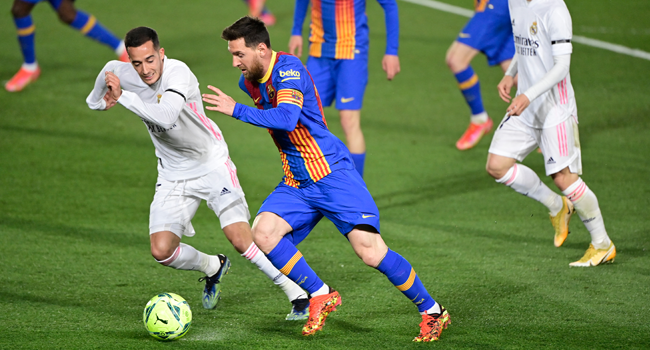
[
  {"xmin": 547, "ymin": 157, "xmax": 556, "ymax": 164},
  {"xmin": 220, "ymin": 187, "xmax": 231, "ymax": 196}
]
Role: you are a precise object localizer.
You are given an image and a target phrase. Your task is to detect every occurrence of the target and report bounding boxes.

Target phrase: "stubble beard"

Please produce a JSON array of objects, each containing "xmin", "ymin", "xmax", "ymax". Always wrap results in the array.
[{"xmin": 243, "ymin": 59, "xmax": 265, "ymax": 82}]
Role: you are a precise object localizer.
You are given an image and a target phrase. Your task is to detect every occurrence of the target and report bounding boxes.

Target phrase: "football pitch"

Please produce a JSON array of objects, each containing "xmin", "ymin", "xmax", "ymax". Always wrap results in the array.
[{"xmin": 1, "ymin": 0, "xmax": 649, "ymax": 348}]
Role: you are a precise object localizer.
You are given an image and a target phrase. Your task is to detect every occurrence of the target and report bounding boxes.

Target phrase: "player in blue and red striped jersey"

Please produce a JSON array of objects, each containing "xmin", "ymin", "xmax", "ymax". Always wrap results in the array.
[
  {"xmin": 447, "ymin": 0, "xmax": 515, "ymax": 150},
  {"xmin": 288, "ymin": 0, "xmax": 401, "ymax": 177},
  {"xmin": 6, "ymin": 0, "xmax": 129, "ymax": 92},
  {"xmin": 203, "ymin": 16, "xmax": 449, "ymax": 342}
]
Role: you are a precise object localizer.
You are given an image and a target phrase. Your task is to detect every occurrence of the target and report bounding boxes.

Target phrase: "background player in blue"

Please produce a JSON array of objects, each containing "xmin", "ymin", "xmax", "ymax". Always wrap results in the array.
[
  {"xmin": 6, "ymin": 0, "xmax": 129, "ymax": 92},
  {"xmin": 288, "ymin": 0, "xmax": 401, "ymax": 177},
  {"xmin": 447, "ymin": 0, "xmax": 515, "ymax": 150},
  {"xmin": 202, "ymin": 16, "xmax": 449, "ymax": 342}
]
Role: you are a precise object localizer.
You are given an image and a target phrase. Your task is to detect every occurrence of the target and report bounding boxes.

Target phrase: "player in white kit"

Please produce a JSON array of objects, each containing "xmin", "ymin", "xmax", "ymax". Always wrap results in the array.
[
  {"xmin": 86, "ymin": 27, "xmax": 310, "ymax": 318},
  {"xmin": 485, "ymin": 0, "xmax": 616, "ymax": 266}
]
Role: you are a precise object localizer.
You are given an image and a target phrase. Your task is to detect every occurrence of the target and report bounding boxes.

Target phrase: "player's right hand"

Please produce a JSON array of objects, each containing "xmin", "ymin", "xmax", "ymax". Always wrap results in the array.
[
  {"xmin": 103, "ymin": 91, "xmax": 118, "ymax": 110},
  {"xmin": 288, "ymin": 35, "xmax": 303, "ymax": 57},
  {"xmin": 497, "ymin": 75, "xmax": 515, "ymax": 103}
]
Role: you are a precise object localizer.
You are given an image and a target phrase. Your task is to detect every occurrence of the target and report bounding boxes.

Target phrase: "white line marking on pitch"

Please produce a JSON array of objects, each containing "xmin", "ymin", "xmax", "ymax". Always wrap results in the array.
[{"xmin": 400, "ymin": 0, "xmax": 650, "ymax": 61}]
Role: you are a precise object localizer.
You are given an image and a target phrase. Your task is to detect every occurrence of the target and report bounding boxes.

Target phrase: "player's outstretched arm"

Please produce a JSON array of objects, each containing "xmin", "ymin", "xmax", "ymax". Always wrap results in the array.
[{"xmin": 203, "ymin": 86, "xmax": 237, "ymax": 116}]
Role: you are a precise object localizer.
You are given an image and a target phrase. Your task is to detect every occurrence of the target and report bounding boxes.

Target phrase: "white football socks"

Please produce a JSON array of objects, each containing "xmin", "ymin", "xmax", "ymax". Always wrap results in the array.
[
  {"xmin": 311, "ymin": 283, "xmax": 331, "ymax": 297},
  {"xmin": 562, "ymin": 178, "xmax": 611, "ymax": 249},
  {"xmin": 471, "ymin": 111, "xmax": 489, "ymax": 124},
  {"xmin": 422, "ymin": 302, "xmax": 442, "ymax": 316},
  {"xmin": 115, "ymin": 40, "xmax": 126, "ymax": 56},
  {"xmin": 497, "ymin": 164, "xmax": 564, "ymax": 215},
  {"xmin": 157, "ymin": 243, "xmax": 221, "ymax": 277},
  {"xmin": 241, "ymin": 243, "xmax": 307, "ymax": 301},
  {"xmin": 21, "ymin": 62, "xmax": 39, "ymax": 71}
]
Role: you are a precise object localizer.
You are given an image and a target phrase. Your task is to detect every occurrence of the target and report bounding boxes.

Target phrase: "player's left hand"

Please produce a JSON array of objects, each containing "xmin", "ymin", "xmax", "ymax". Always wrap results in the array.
[
  {"xmin": 104, "ymin": 71, "xmax": 122, "ymax": 101},
  {"xmin": 382, "ymin": 54, "xmax": 400, "ymax": 80},
  {"xmin": 507, "ymin": 94, "xmax": 530, "ymax": 116},
  {"xmin": 203, "ymin": 86, "xmax": 236, "ymax": 116}
]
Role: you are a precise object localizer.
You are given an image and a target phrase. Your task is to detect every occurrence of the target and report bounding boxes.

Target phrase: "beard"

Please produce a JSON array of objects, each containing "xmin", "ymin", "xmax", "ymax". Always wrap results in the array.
[{"xmin": 243, "ymin": 59, "xmax": 265, "ymax": 81}]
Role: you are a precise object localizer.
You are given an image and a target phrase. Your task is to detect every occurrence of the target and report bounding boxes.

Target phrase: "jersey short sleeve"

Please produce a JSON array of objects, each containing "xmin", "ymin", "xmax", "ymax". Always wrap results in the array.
[{"xmin": 547, "ymin": 5, "xmax": 573, "ymax": 56}]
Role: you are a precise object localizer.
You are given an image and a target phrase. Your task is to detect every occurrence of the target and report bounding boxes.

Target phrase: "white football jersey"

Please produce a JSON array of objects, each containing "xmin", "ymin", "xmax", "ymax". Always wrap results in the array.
[
  {"xmin": 509, "ymin": 0, "xmax": 576, "ymax": 128},
  {"xmin": 87, "ymin": 57, "xmax": 229, "ymax": 181}
]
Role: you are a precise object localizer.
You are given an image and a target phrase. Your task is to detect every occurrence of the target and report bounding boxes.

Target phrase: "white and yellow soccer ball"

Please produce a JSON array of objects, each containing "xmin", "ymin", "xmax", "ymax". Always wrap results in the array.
[{"xmin": 143, "ymin": 293, "xmax": 192, "ymax": 341}]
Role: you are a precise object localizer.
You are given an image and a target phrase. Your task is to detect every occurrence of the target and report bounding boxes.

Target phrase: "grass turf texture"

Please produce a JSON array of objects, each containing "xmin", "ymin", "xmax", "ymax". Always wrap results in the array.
[{"xmin": 1, "ymin": 0, "xmax": 649, "ymax": 348}]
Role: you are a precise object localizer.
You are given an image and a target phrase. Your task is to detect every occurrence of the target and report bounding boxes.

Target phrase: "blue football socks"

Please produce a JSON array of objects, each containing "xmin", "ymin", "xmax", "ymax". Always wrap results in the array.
[
  {"xmin": 70, "ymin": 11, "xmax": 120, "ymax": 50},
  {"xmin": 455, "ymin": 66, "xmax": 485, "ymax": 116},
  {"xmin": 376, "ymin": 249, "xmax": 436, "ymax": 313},
  {"xmin": 266, "ymin": 237, "xmax": 324, "ymax": 295},
  {"xmin": 351, "ymin": 152, "xmax": 366, "ymax": 177},
  {"xmin": 14, "ymin": 15, "xmax": 36, "ymax": 64}
]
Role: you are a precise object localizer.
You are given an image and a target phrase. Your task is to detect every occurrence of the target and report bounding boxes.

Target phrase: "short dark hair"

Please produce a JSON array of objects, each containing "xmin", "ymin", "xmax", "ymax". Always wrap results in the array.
[
  {"xmin": 125, "ymin": 26, "xmax": 160, "ymax": 49},
  {"xmin": 221, "ymin": 16, "xmax": 271, "ymax": 49}
]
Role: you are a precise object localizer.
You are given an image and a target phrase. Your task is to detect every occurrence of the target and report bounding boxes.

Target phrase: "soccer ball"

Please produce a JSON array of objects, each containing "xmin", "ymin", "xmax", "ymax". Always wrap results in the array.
[{"xmin": 142, "ymin": 292, "xmax": 192, "ymax": 341}]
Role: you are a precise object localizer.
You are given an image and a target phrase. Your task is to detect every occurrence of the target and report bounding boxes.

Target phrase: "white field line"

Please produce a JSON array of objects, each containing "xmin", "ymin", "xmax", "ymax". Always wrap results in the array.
[{"xmin": 400, "ymin": 0, "xmax": 650, "ymax": 61}]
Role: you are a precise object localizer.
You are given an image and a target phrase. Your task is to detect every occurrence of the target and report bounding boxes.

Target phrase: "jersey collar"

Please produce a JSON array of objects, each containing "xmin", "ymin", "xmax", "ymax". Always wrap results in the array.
[{"xmin": 258, "ymin": 50, "xmax": 277, "ymax": 84}]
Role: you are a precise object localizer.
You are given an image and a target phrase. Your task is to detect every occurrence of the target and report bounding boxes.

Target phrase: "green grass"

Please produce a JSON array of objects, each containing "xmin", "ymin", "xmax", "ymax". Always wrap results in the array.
[{"xmin": 1, "ymin": 0, "xmax": 649, "ymax": 349}]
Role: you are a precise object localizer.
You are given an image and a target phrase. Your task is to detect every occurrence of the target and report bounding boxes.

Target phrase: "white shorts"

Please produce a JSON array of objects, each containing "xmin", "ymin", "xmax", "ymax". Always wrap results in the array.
[
  {"xmin": 489, "ymin": 114, "xmax": 582, "ymax": 176},
  {"xmin": 149, "ymin": 158, "xmax": 251, "ymax": 237}
]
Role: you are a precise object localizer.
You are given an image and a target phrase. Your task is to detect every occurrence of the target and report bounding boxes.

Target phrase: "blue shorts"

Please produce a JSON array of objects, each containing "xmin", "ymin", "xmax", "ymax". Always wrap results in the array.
[
  {"xmin": 457, "ymin": 0, "xmax": 515, "ymax": 66},
  {"xmin": 20, "ymin": 0, "xmax": 67, "ymax": 6},
  {"xmin": 306, "ymin": 52, "xmax": 368, "ymax": 111},
  {"xmin": 258, "ymin": 169, "xmax": 380, "ymax": 245}
]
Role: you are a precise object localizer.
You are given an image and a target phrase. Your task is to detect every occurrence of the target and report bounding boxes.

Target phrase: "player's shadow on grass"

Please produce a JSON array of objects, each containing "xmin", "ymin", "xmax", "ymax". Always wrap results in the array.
[
  {"xmin": 0, "ymin": 124, "xmax": 150, "ymax": 148},
  {"xmin": 0, "ymin": 215, "xmax": 146, "ymax": 248},
  {"xmin": 372, "ymin": 171, "xmax": 494, "ymax": 211}
]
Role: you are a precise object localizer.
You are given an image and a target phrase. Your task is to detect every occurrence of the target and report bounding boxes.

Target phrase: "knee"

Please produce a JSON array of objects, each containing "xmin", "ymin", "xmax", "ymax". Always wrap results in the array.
[
  {"xmin": 445, "ymin": 51, "xmax": 466, "ymax": 73},
  {"xmin": 57, "ymin": 8, "xmax": 76, "ymax": 24},
  {"xmin": 358, "ymin": 247, "xmax": 386, "ymax": 268},
  {"xmin": 11, "ymin": 2, "xmax": 30, "ymax": 18},
  {"xmin": 251, "ymin": 226, "xmax": 277, "ymax": 254},
  {"xmin": 551, "ymin": 169, "xmax": 578, "ymax": 191},
  {"xmin": 486, "ymin": 160, "xmax": 508, "ymax": 180},
  {"xmin": 150, "ymin": 239, "xmax": 177, "ymax": 262}
]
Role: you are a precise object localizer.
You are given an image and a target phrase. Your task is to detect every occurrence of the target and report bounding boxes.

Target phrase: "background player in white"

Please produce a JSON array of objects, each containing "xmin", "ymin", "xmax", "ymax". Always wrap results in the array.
[
  {"xmin": 86, "ymin": 26, "xmax": 309, "ymax": 318},
  {"xmin": 485, "ymin": 0, "xmax": 615, "ymax": 266}
]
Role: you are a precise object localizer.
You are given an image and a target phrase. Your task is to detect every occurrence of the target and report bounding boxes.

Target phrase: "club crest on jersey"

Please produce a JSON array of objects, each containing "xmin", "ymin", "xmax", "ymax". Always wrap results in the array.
[
  {"xmin": 267, "ymin": 85, "xmax": 276, "ymax": 100},
  {"xmin": 530, "ymin": 21, "xmax": 538, "ymax": 35},
  {"xmin": 157, "ymin": 94, "xmax": 162, "ymax": 103}
]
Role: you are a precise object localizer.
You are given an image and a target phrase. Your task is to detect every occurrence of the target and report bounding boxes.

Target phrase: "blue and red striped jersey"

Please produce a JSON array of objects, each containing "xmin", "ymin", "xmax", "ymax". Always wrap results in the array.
[
  {"xmin": 233, "ymin": 51, "xmax": 354, "ymax": 188},
  {"xmin": 292, "ymin": 0, "xmax": 399, "ymax": 59}
]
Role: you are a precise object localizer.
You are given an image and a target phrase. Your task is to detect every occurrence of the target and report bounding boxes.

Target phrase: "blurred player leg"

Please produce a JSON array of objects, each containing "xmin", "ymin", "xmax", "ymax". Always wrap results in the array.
[
  {"xmin": 340, "ymin": 110, "xmax": 366, "ymax": 177},
  {"xmin": 53, "ymin": 0, "xmax": 128, "ymax": 62},
  {"xmin": 242, "ymin": 0, "xmax": 275, "ymax": 26},
  {"xmin": 336, "ymin": 55, "xmax": 368, "ymax": 177},
  {"xmin": 446, "ymin": 42, "xmax": 493, "ymax": 150},
  {"xmin": 6, "ymin": 0, "xmax": 40, "ymax": 92}
]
